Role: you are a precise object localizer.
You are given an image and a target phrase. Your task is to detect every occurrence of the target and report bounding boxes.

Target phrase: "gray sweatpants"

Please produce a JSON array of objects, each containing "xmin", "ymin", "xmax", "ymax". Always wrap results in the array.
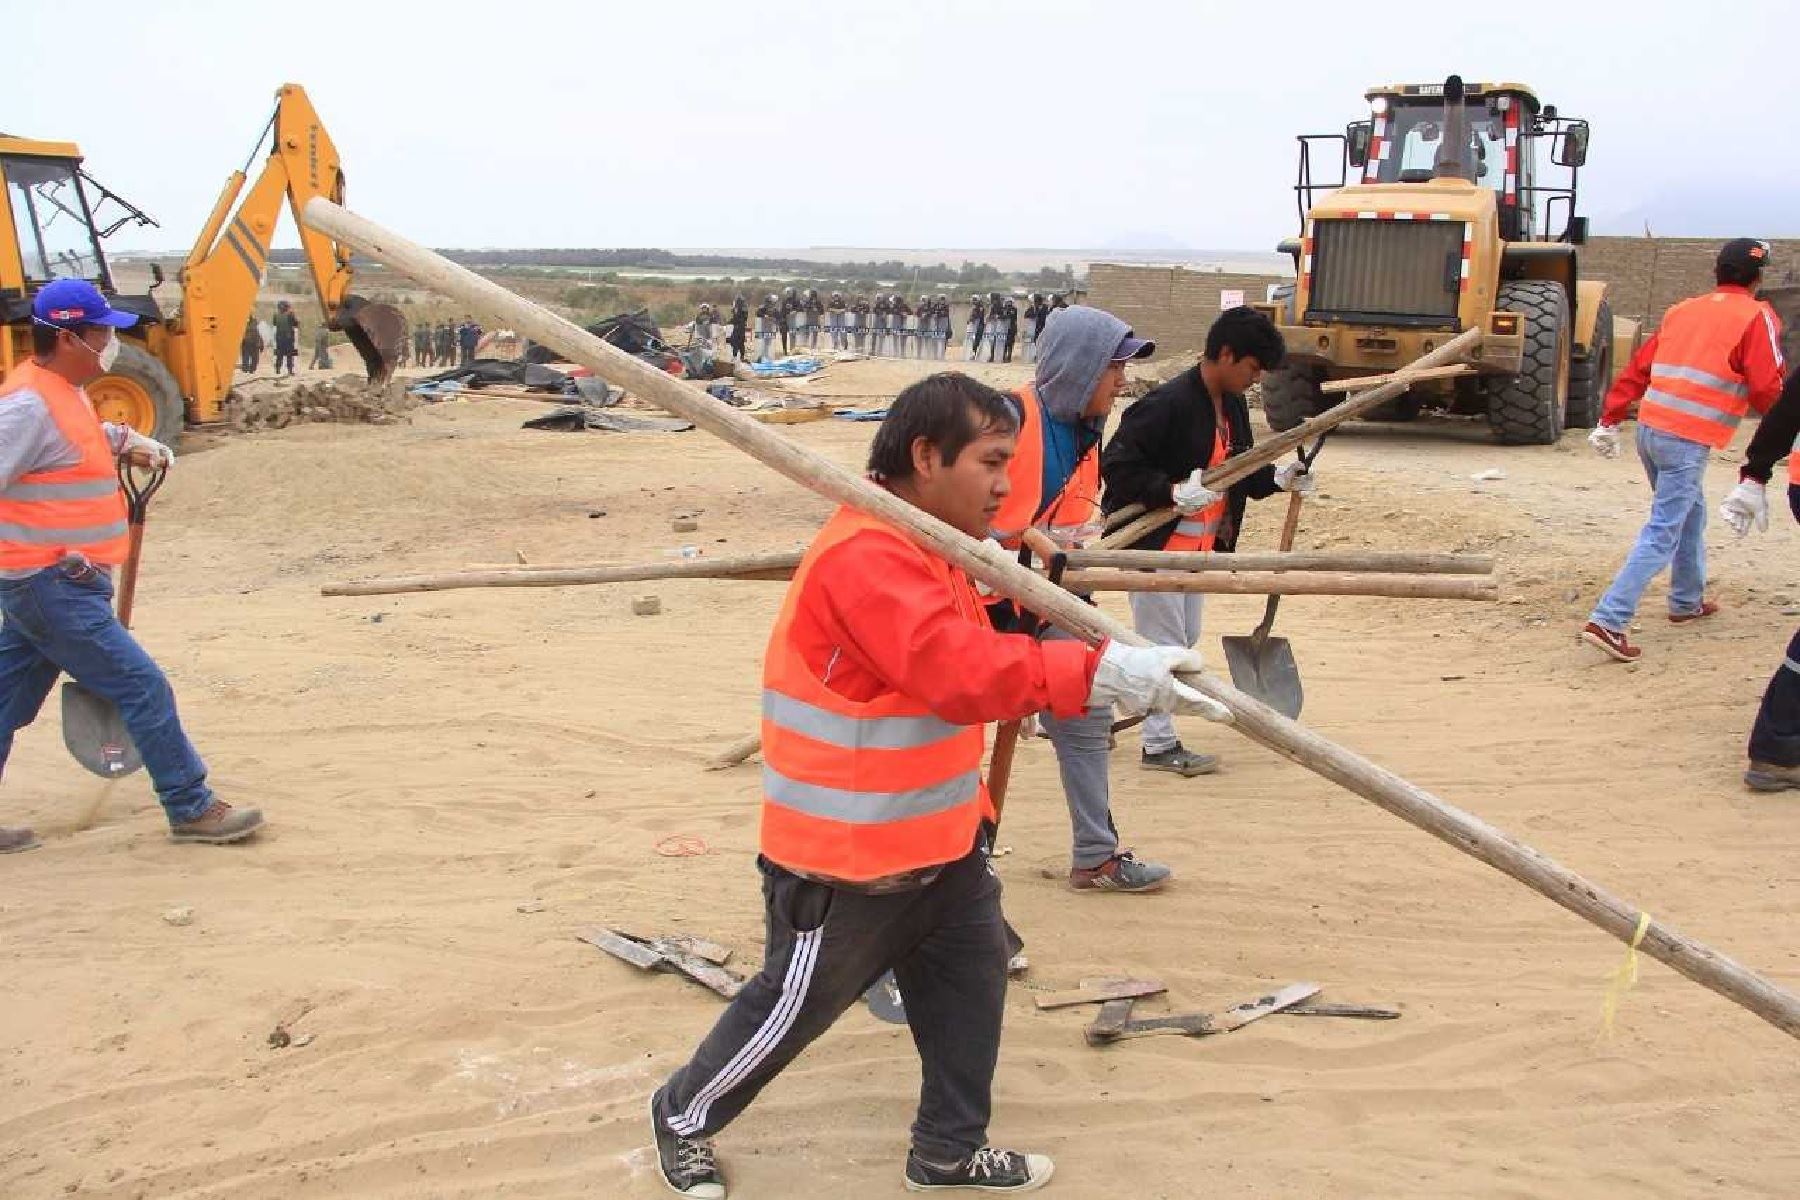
[
  {"xmin": 1037, "ymin": 626, "xmax": 1118, "ymax": 868},
  {"xmin": 1129, "ymin": 589, "xmax": 1205, "ymax": 754}
]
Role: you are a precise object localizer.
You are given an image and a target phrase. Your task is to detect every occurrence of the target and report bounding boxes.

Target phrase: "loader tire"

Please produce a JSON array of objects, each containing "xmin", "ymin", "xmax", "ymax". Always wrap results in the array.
[
  {"xmin": 1564, "ymin": 297, "xmax": 1613, "ymax": 429},
  {"xmin": 1260, "ymin": 363, "xmax": 1325, "ymax": 432},
  {"xmin": 1483, "ymin": 280, "xmax": 1571, "ymax": 445},
  {"xmin": 88, "ymin": 343, "xmax": 186, "ymax": 446}
]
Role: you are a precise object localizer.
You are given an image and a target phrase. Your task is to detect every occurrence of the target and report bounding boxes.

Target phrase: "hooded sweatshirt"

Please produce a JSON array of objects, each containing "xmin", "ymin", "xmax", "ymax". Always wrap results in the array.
[{"xmin": 1027, "ymin": 304, "xmax": 1130, "ymax": 509}]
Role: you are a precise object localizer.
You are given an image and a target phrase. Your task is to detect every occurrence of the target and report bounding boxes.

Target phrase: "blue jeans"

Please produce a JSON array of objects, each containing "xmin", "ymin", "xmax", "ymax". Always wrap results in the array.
[
  {"xmin": 1589, "ymin": 426, "xmax": 1710, "ymax": 632},
  {"xmin": 0, "ymin": 562, "xmax": 213, "ymax": 822}
]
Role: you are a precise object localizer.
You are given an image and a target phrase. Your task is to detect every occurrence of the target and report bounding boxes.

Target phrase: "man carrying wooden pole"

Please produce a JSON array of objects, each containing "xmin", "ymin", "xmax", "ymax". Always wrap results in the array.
[
  {"xmin": 1101, "ymin": 306, "xmax": 1314, "ymax": 777},
  {"xmin": 989, "ymin": 303, "xmax": 1177, "ymax": 892},
  {"xmin": 642, "ymin": 374, "xmax": 1216, "ymax": 1197}
]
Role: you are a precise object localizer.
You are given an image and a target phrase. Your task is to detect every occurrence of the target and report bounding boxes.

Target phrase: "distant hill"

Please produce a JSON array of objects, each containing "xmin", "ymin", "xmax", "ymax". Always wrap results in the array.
[{"xmin": 1593, "ymin": 185, "xmax": 1795, "ymax": 238}]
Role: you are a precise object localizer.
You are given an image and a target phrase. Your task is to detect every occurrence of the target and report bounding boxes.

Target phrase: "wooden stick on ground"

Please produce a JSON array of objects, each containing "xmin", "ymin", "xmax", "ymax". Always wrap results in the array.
[
  {"xmin": 304, "ymin": 196, "xmax": 1800, "ymax": 1042},
  {"xmin": 323, "ymin": 550, "xmax": 803, "ymax": 597}
]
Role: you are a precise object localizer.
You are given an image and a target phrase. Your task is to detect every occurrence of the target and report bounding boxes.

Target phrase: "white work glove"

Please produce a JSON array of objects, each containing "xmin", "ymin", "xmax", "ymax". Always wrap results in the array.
[
  {"xmin": 1719, "ymin": 479, "xmax": 1770, "ymax": 537},
  {"xmin": 1588, "ymin": 424, "xmax": 1620, "ymax": 459},
  {"xmin": 121, "ymin": 428, "xmax": 174, "ymax": 468},
  {"xmin": 1274, "ymin": 462, "xmax": 1317, "ymax": 496},
  {"xmin": 1171, "ymin": 470, "xmax": 1224, "ymax": 516},
  {"xmin": 1087, "ymin": 642, "xmax": 1207, "ymax": 717}
]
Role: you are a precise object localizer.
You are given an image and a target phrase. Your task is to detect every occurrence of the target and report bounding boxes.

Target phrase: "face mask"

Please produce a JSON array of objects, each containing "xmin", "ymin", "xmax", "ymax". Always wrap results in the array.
[{"xmin": 90, "ymin": 331, "xmax": 121, "ymax": 373}]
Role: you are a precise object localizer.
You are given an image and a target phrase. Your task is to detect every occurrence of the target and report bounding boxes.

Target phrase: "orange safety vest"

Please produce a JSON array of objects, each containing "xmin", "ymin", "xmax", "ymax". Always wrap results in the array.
[
  {"xmin": 0, "ymin": 361, "xmax": 128, "ymax": 572},
  {"xmin": 1164, "ymin": 422, "xmax": 1230, "ymax": 552},
  {"xmin": 989, "ymin": 383, "xmax": 1101, "ymax": 547},
  {"xmin": 1637, "ymin": 289, "xmax": 1777, "ymax": 449},
  {"xmin": 760, "ymin": 506, "xmax": 992, "ymax": 881}
]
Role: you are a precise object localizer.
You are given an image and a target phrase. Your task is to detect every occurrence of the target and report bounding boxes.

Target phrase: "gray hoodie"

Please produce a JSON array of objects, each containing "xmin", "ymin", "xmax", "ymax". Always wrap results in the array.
[{"xmin": 1032, "ymin": 304, "xmax": 1130, "ymax": 425}]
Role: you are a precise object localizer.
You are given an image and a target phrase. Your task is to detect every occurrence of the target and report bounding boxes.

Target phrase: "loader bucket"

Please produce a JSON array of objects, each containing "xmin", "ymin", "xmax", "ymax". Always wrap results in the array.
[{"xmin": 336, "ymin": 294, "xmax": 407, "ymax": 384}]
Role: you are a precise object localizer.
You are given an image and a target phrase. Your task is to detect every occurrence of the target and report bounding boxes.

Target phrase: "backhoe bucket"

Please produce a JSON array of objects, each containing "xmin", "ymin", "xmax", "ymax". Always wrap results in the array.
[{"xmin": 337, "ymin": 295, "xmax": 407, "ymax": 384}]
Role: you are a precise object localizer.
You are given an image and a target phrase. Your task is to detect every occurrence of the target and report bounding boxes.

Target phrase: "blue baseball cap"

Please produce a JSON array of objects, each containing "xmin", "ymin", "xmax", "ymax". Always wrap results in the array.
[{"xmin": 32, "ymin": 279, "xmax": 138, "ymax": 330}]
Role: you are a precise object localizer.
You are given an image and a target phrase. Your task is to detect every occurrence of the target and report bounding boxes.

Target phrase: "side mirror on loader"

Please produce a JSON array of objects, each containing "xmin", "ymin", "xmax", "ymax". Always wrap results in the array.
[
  {"xmin": 1346, "ymin": 121, "xmax": 1373, "ymax": 168},
  {"xmin": 1554, "ymin": 121, "xmax": 1590, "ymax": 168}
]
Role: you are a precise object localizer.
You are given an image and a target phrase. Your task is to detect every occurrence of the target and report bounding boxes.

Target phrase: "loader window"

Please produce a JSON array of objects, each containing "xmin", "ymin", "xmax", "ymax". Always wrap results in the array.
[
  {"xmin": 4, "ymin": 156, "xmax": 105, "ymax": 285},
  {"xmin": 1378, "ymin": 106, "xmax": 1509, "ymax": 197}
]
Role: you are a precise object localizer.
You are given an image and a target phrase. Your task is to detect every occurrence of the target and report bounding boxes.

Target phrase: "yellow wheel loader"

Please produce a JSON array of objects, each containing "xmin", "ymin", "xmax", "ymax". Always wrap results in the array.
[
  {"xmin": 0, "ymin": 83, "xmax": 405, "ymax": 443},
  {"xmin": 1258, "ymin": 75, "xmax": 1636, "ymax": 445}
]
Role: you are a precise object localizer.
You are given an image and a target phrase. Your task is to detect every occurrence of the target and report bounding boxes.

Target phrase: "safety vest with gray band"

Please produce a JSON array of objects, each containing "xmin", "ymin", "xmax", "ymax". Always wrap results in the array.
[
  {"xmin": 0, "ymin": 360, "xmax": 128, "ymax": 572},
  {"xmin": 760, "ymin": 506, "xmax": 990, "ymax": 882},
  {"xmin": 1637, "ymin": 290, "xmax": 1777, "ymax": 450}
]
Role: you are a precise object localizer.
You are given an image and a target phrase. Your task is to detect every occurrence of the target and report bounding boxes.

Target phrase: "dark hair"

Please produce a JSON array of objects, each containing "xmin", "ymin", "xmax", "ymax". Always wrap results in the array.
[
  {"xmin": 1717, "ymin": 261, "xmax": 1762, "ymax": 288},
  {"xmin": 867, "ymin": 372, "xmax": 1019, "ymax": 481},
  {"xmin": 31, "ymin": 320, "xmax": 98, "ymax": 357},
  {"xmin": 1204, "ymin": 305, "xmax": 1286, "ymax": 370}
]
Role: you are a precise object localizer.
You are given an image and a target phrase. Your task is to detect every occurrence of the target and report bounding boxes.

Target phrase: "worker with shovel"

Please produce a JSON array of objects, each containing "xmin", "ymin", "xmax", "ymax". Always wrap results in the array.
[
  {"xmin": 0, "ymin": 280, "xmax": 264, "ymax": 854},
  {"xmin": 649, "ymin": 372, "xmax": 1217, "ymax": 1198},
  {"xmin": 1101, "ymin": 306, "xmax": 1313, "ymax": 776},
  {"xmin": 990, "ymin": 304, "xmax": 1176, "ymax": 892}
]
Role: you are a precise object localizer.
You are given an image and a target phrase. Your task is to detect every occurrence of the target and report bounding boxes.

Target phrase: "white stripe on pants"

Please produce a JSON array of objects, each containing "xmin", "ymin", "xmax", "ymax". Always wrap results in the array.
[{"xmin": 1129, "ymin": 589, "xmax": 1204, "ymax": 753}]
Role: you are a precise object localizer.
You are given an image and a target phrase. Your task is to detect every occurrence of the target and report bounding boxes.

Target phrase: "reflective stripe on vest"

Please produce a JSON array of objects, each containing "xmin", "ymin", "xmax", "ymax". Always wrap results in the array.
[
  {"xmin": 990, "ymin": 383, "xmax": 1100, "ymax": 546},
  {"xmin": 0, "ymin": 361, "xmax": 130, "ymax": 571},
  {"xmin": 1636, "ymin": 289, "xmax": 1771, "ymax": 449},
  {"xmin": 759, "ymin": 506, "xmax": 989, "ymax": 880}
]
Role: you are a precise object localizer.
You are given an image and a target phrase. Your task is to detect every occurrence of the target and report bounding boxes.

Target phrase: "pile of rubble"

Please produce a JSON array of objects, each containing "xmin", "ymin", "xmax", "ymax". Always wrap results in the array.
[{"xmin": 224, "ymin": 375, "xmax": 421, "ymax": 432}]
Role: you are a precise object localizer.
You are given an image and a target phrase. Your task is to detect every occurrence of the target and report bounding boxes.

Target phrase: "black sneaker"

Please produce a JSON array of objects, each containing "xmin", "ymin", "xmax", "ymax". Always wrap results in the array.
[
  {"xmin": 1140, "ymin": 743, "xmax": 1219, "ymax": 777},
  {"xmin": 650, "ymin": 1090, "xmax": 726, "ymax": 1199},
  {"xmin": 904, "ymin": 1146, "xmax": 1054, "ymax": 1193}
]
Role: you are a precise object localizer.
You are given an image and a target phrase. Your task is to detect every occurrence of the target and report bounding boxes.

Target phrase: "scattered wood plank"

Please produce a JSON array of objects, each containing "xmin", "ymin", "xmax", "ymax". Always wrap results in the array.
[
  {"xmin": 578, "ymin": 927, "xmax": 747, "ymax": 999},
  {"xmin": 1087, "ymin": 982, "xmax": 1321, "ymax": 1044},
  {"xmin": 1062, "ymin": 549, "xmax": 1495, "ymax": 576},
  {"xmin": 1033, "ymin": 977, "xmax": 1166, "ymax": 1011}
]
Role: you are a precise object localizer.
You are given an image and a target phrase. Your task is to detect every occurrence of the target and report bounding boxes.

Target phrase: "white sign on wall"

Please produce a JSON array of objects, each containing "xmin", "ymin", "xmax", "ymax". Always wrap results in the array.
[{"xmin": 1219, "ymin": 289, "xmax": 1245, "ymax": 309}]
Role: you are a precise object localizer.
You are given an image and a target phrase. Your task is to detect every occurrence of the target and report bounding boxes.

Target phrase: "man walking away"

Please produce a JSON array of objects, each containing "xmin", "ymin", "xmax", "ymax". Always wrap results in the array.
[
  {"xmin": 1101, "ymin": 306, "xmax": 1312, "ymax": 777},
  {"xmin": 755, "ymin": 294, "xmax": 779, "ymax": 362},
  {"xmin": 0, "ymin": 280, "xmax": 265, "ymax": 853},
  {"xmin": 310, "ymin": 323, "xmax": 332, "ymax": 371},
  {"xmin": 271, "ymin": 301, "xmax": 300, "ymax": 375},
  {"xmin": 992, "ymin": 305, "xmax": 1175, "ymax": 891},
  {"xmin": 239, "ymin": 314, "xmax": 263, "ymax": 375},
  {"xmin": 1001, "ymin": 297, "xmax": 1019, "ymax": 363},
  {"xmin": 435, "ymin": 321, "xmax": 453, "ymax": 368},
  {"xmin": 458, "ymin": 317, "xmax": 482, "ymax": 366},
  {"xmin": 1581, "ymin": 239, "xmax": 1785, "ymax": 662},
  {"xmin": 647, "ymin": 371, "xmax": 1214, "ymax": 1197}
]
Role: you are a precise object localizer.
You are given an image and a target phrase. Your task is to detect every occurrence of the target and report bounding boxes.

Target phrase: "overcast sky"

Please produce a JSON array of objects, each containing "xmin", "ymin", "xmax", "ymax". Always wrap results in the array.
[{"xmin": 6, "ymin": 0, "xmax": 1794, "ymax": 255}]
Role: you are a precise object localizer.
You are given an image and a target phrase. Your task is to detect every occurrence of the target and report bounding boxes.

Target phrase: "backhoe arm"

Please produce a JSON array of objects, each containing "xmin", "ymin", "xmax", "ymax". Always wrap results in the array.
[{"xmin": 169, "ymin": 83, "xmax": 398, "ymax": 422}]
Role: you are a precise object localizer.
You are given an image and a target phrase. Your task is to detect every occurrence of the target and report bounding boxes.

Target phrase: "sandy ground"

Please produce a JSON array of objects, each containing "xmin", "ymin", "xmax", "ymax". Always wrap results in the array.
[{"xmin": 3, "ymin": 352, "xmax": 1799, "ymax": 1199}]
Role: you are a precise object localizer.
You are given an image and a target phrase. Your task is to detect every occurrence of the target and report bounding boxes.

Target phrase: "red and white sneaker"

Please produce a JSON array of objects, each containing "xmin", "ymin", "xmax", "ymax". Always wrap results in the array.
[
  {"xmin": 1580, "ymin": 622, "xmax": 1641, "ymax": 663},
  {"xmin": 1669, "ymin": 600, "xmax": 1720, "ymax": 624}
]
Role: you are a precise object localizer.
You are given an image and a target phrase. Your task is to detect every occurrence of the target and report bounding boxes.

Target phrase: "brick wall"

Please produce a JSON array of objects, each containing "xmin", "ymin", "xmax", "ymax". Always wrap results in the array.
[
  {"xmin": 1088, "ymin": 263, "xmax": 1290, "ymax": 358},
  {"xmin": 1090, "ymin": 238, "xmax": 1800, "ymax": 363}
]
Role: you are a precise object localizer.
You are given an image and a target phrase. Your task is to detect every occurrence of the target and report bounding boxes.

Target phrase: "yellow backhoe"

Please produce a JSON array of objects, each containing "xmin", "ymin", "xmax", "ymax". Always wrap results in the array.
[{"xmin": 0, "ymin": 83, "xmax": 404, "ymax": 443}]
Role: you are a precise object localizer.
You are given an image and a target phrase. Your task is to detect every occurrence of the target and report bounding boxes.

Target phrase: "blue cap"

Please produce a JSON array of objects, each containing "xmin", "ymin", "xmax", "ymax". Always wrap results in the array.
[{"xmin": 32, "ymin": 279, "xmax": 138, "ymax": 330}]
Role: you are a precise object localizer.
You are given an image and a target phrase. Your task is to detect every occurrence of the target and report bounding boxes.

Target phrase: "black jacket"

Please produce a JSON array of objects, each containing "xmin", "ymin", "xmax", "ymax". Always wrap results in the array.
[
  {"xmin": 1740, "ymin": 369, "xmax": 1800, "ymax": 485},
  {"xmin": 1100, "ymin": 364, "xmax": 1279, "ymax": 552}
]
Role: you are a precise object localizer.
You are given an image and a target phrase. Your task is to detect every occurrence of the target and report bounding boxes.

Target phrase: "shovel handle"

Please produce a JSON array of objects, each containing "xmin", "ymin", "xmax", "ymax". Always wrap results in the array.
[
  {"xmin": 1249, "ymin": 489, "xmax": 1305, "ymax": 643},
  {"xmin": 113, "ymin": 460, "xmax": 165, "ymax": 630}
]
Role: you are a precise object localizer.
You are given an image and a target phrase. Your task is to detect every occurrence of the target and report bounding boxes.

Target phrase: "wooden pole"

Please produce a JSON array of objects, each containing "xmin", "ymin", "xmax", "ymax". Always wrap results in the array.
[
  {"xmin": 1065, "ymin": 548, "xmax": 1495, "ymax": 575},
  {"xmin": 1062, "ymin": 570, "xmax": 1497, "ymax": 601},
  {"xmin": 323, "ymin": 550, "xmax": 804, "ymax": 596},
  {"xmin": 304, "ymin": 197, "xmax": 1800, "ymax": 1042},
  {"xmin": 1319, "ymin": 364, "xmax": 1475, "ymax": 393}
]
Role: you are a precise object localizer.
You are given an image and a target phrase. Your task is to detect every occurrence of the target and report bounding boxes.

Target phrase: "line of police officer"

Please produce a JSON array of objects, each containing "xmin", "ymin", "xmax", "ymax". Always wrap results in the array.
[{"xmin": 693, "ymin": 287, "xmax": 1071, "ymax": 363}]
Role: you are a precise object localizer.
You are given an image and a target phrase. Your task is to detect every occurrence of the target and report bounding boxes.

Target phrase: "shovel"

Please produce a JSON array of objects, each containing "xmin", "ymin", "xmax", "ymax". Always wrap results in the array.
[
  {"xmin": 61, "ymin": 459, "xmax": 165, "ymax": 778},
  {"xmin": 1219, "ymin": 477, "xmax": 1307, "ymax": 719}
]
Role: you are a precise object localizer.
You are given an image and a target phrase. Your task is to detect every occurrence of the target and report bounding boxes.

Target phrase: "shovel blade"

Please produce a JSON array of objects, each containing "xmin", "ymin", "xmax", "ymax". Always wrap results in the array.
[
  {"xmin": 60, "ymin": 681, "xmax": 143, "ymax": 779},
  {"xmin": 1219, "ymin": 634, "xmax": 1304, "ymax": 720}
]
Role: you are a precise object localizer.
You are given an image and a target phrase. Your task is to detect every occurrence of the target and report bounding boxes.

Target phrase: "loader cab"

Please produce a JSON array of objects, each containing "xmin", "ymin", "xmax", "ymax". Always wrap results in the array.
[
  {"xmin": 0, "ymin": 141, "xmax": 113, "ymax": 297},
  {"xmin": 1358, "ymin": 83, "xmax": 1541, "ymax": 241}
]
